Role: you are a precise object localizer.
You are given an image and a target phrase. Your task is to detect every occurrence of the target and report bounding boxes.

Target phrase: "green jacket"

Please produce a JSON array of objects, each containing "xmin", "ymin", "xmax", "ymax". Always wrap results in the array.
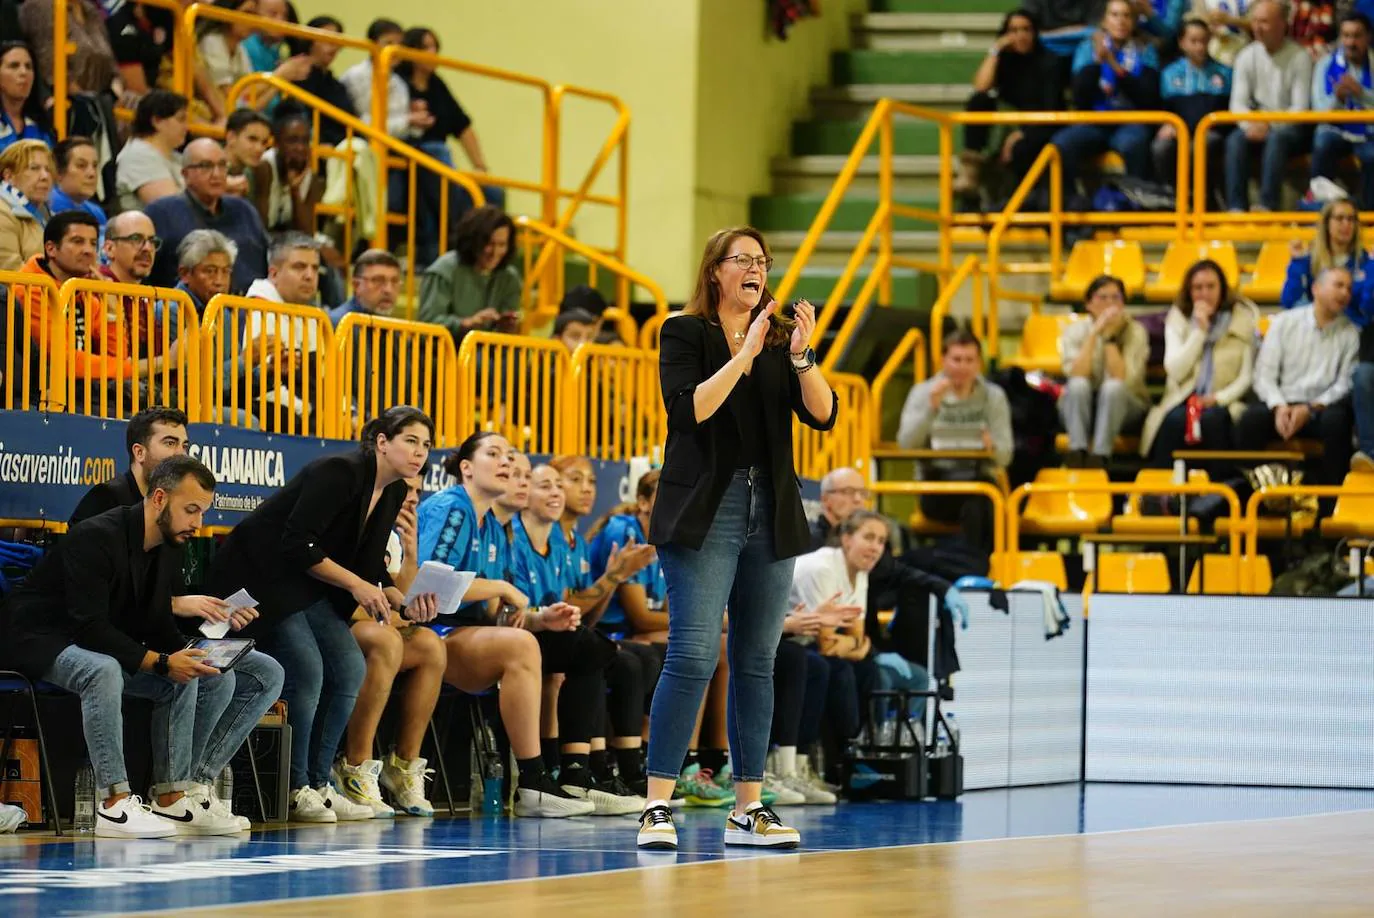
[{"xmin": 418, "ymin": 255, "xmax": 523, "ymax": 340}]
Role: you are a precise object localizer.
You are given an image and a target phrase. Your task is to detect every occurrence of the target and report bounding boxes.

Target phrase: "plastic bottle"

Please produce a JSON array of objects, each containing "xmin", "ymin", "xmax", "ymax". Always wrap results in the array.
[
  {"xmin": 944, "ymin": 713, "xmax": 960, "ymax": 754},
  {"xmin": 74, "ymin": 761, "xmax": 95, "ymax": 832},
  {"xmin": 481, "ymin": 753, "xmax": 504, "ymax": 815},
  {"xmin": 932, "ymin": 721, "xmax": 950, "ymax": 759},
  {"xmin": 215, "ymin": 765, "xmax": 234, "ymax": 805}
]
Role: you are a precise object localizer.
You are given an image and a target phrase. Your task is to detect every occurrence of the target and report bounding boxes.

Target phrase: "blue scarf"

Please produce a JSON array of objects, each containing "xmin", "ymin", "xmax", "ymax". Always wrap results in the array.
[
  {"xmin": 1098, "ymin": 38, "xmax": 1145, "ymax": 111},
  {"xmin": 1194, "ymin": 310, "xmax": 1232, "ymax": 396},
  {"xmin": 1326, "ymin": 49, "xmax": 1374, "ymax": 140}
]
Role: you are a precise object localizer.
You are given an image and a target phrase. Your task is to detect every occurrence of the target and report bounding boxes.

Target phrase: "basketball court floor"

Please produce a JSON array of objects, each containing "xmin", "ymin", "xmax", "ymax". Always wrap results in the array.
[{"xmin": 2, "ymin": 784, "xmax": 1372, "ymax": 917}]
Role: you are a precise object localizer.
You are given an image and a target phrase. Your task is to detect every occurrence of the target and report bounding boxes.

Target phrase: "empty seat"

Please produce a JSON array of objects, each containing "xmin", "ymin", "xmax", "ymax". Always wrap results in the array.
[
  {"xmin": 1320, "ymin": 471, "xmax": 1374, "ymax": 538},
  {"xmin": 1112, "ymin": 468, "xmax": 1208, "ymax": 535},
  {"xmin": 994, "ymin": 550, "xmax": 1069, "ymax": 590},
  {"xmin": 1185, "ymin": 553, "xmax": 1273, "ymax": 594},
  {"xmin": 1094, "ymin": 551, "xmax": 1170, "ymax": 593},
  {"xmin": 1145, "ymin": 240, "xmax": 1240, "ymax": 302},
  {"xmin": 1004, "ymin": 312, "xmax": 1082, "ymax": 375},
  {"xmin": 907, "ymin": 501, "xmax": 960, "ymax": 537},
  {"xmin": 1020, "ymin": 468, "xmax": 1113, "ymax": 537},
  {"xmin": 1242, "ymin": 240, "xmax": 1291, "ymax": 305},
  {"xmin": 1049, "ymin": 240, "xmax": 1147, "ymax": 302}
]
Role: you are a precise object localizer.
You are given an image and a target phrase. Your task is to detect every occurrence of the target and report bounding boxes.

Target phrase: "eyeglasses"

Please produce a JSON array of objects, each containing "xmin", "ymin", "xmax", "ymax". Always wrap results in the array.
[
  {"xmin": 825, "ymin": 487, "xmax": 871, "ymax": 500},
  {"xmin": 718, "ymin": 253, "xmax": 773, "ymax": 271},
  {"xmin": 185, "ymin": 161, "xmax": 230, "ymax": 173},
  {"xmin": 108, "ymin": 233, "xmax": 162, "ymax": 251}
]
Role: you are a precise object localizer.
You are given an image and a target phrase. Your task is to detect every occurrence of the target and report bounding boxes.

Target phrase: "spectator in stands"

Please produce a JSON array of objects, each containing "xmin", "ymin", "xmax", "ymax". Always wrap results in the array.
[
  {"xmin": 1195, "ymin": 0, "xmax": 1254, "ymax": 65},
  {"xmin": 1236, "ymin": 265, "xmax": 1358, "ymax": 482},
  {"xmin": 19, "ymin": 0, "xmax": 117, "ymax": 96},
  {"xmin": 197, "ymin": 0, "xmax": 309, "ymax": 121},
  {"xmin": 1289, "ymin": 0, "xmax": 1338, "ymax": 58},
  {"xmin": 69, "ymin": 406, "xmax": 188, "ymax": 524},
  {"xmin": 1052, "ymin": 0, "xmax": 1162, "ymax": 195},
  {"xmin": 1059, "ymin": 274, "xmax": 1151, "ymax": 467},
  {"xmin": 224, "ymin": 109, "xmax": 272, "ymax": 198},
  {"xmin": 116, "ymin": 90, "xmax": 189, "ymax": 213},
  {"xmin": 330, "ymin": 249, "xmax": 400, "ymax": 324},
  {"xmin": 1283, "ymin": 197, "xmax": 1370, "ymax": 306},
  {"xmin": 246, "ymin": 230, "xmax": 318, "ymax": 305},
  {"xmin": 1141, "ymin": 258, "xmax": 1260, "ymax": 465},
  {"xmin": 562, "ymin": 284, "xmax": 609, "ymax": 318},
  {"xmin": 241, "ymin": 0, "xmax": 290, "ymax": 74},
  {"xmin": 1154, "ymin": 17, "xmax": 1233, "ymax": 206},
  {"xmin": 106, "ymin": 0, "xmax": 179, "ymax": 97},
  {"xmin": 49, "ymin": 137, "xmax": 108, "ymax": 238},
  {"xmin": 340, "ymin": 19, "xmax": 417, "ymax": 141},
  {"xmin": 1137, "ymin": 0, "xmax": 1189, "ymax": 42},
  {"xmin": 0, "ymin": 456, "xmax": 279, "ymax": 838},
  {"xmin": 208, "ymin": 409, "xmax": 439, "ymax": 824},
  {"xmin": 554, "ymin": 308, "xmax": 599, "ymax": 354},
  {"xmin": 146, "ymin": 137, "xmax": 270, "ymax": 294},
  {"xmin": 251, "ymin": 114, "xmax": 338, "ymax": 284},
  {"xmin": 415, "ymin": 431, "xmax": 597, "ymax": 818},
  {"xmin": 0, "ymin": 41, "xmax": 53, "ymax": 154},
  {"xmin": 0, "ymin": 138, "xmax": 52, "ymax": 271},
  {"xmin": 896, "ymin": 329, "xmax": 1013, "ymax": 554},
  {"xmin": 175, "ymin": 229, "xmax": 237, "ymax": 316},
  {"xmin": 102, "ymin": 209, "xmax": 185, "ymax": 384},
  {"xmin": 284, "ymin": 16, "xmax": 357, "ymax": 148},
  {"xmin": 419, "ymin": 205, "xmax": 522, "ymax": 342},
  {"xmin": 957, "ymin": 10, "xmax": 1067, "ymax": 202},
  {"xmin": 1226, "ymin": 0, "xmax": 1313, "ymax": 211},
  {"xmin": 1310, "ymin": 13, "xmax": 1374, "ymax": 208},
  {"xmin": 1023, "ymin": 0, "xmax": 1104, "ymax": 57}
]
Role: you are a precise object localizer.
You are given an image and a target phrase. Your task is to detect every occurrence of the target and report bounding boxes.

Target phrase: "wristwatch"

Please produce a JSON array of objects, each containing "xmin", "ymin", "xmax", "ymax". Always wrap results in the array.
[
  {"xmin": 153, "ymin": 653, "xmax": 170, "ymax": 676},
  {"xmin": 789, "ymin": 346, "xmax": 817, "ymax": 373}
]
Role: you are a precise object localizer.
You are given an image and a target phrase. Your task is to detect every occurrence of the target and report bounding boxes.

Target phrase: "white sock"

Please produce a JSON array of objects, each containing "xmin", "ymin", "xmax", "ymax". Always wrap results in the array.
[
  {"xmin": 797, "ymin": 753, "xmax": 812, "ymax": 775},
  {"xmin": 775, "ymin": 746, "xmax": 798, "ymax": 778},
  {"xmin": 744, "ymin": 800, "xmax": 764, "ymax": 814},
  {"xmin": 645, "ymin": 799, "xmax": 670, "ymax": 811}
]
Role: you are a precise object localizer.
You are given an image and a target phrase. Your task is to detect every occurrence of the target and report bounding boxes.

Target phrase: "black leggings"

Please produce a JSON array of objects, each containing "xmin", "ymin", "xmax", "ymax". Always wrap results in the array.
[
  {"xmin": 803, "ymin": 653, "xmax": 880, "ymax": 742},
  {"xmin": 773, "ymin": 639, "xmax": 832, "ymax": 747},
  {"xmin": 536, "ymin": 629, "xmax": 616, "ymax": 745},
  {"xmin": 603, "ymin": 640, "xmax": 663, "ymax": 738}
]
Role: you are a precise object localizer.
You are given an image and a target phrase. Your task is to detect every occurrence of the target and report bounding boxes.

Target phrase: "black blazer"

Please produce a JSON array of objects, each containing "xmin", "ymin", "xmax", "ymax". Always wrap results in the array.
[
  {"xmin": 0, "ymin": 505, "xmax": 186, "ymax": 678},
  {"xmin": 648, "ymin": 313, "xmax": 837, "ymax": 559},
  {"xmin": 70, "ymin": 469, "xmax": 142, "ymax": 525},
  {"xmin": 207, "ymin": 449, "xmax": 407, "ymax": 629}
]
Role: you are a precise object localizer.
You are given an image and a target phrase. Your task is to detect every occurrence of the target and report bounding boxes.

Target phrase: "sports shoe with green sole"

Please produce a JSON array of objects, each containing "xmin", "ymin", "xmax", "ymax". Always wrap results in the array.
[
  {"xmin": 678, "ymin": 763, "xmax": 734, "ymax": 807},
  {"xmin": 713, "ymin": 763, "xmax": 777, "ymax": 806}
]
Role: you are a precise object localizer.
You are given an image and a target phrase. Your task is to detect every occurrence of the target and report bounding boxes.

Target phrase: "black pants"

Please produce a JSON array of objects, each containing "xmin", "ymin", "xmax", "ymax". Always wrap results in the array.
[
  {"xmin": 921, "ymin": 489, "xmax": 996, "ymax": 555},
  {"xmin": 536, "ymin": 628, "xmax": 616, "ymax": 745},
  {"xmin": 1149, "ymin": 402, "xmax": 1234, "ymax": 469},
  {"xmin": 1234, "ymin": 398, "xmax": 1354, "ymax": 486},
  {"xmin": 772, "ymin": 639, "xmax": 830, "ymax": 748},
  {"xmin": 963, "ymin": 92, "xmax": 1057, "ymax": 181},
  {"xmin": 602, "ymin": 640, "xmax": 662, "ymax": 738},
  {"xmin": 867, "ymin": 552, "xmax": 944, "ymax": 667},
  {"xmin": 805, "ymin": 653, "xmax": 880, "ymax": 743}
]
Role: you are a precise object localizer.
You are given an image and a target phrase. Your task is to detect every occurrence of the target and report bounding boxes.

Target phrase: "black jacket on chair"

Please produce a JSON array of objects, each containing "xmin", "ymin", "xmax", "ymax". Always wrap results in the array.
[
  {"xmin": 69, "ymin": 469, "xmax": 143, "ymax": 526},
  {"xmin": 648, "ymin": 313, "xmax": 838, "ymax": 560},
  {"xmin": 207, "ymin": 449, "xmax": 406, "ymax": 630},
  {"xmin": 0, "ymin": 505, "xmax": 186, "ymax": 679}
]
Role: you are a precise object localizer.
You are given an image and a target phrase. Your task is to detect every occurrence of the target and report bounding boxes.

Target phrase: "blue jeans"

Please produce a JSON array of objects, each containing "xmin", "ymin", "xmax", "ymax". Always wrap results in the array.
[
  {"xmin": 43, "ymin": 645, "xmax": 198, "ymax": 799},
  {"xmin": 189, "ymin": 650, "xmax": 284, "ymax": 787},
  {"xmin": 1353, "ymin": 361, "xmax": 1374, "ymax": 456},
  {"xmin": 1050, "ymin": 122, "xmax": 1153, "ymax": 193},
  {"xmin": 1311, "ymin": 125, "xmax": 1374, "ymax": 210},
  {"xmin": 405, "ymin": 141, "xmax": 508, "ymax": 268},
  {"xmin": 1225, "ymin": 123, "xmax": 1306, "ymax": 211},
  {"xmin": 261, "ymin": 599, "xmax": 366, "ymax": 789},
  {"xmin": 646, "ymin": 471, "xmax": 797, "ymax": 783}
]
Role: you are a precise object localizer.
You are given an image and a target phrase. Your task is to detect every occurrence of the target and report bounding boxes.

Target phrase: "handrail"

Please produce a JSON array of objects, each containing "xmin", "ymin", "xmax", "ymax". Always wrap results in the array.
[
  {"xmin": 569, "ymin": 342, "xmax": 664, "ymax": 462},
  {"xmin": 986, "ymin": 144, "xmax": 1060, "ymax": 362},
  {"xmin": 456, "ymin": 330, "xmax": 570, "ymax": 455},
  {"xmin": 927, "ymin": 255, "xmax": 981, "ymax": 371},
  {"xmin": 794, "ymin": 371, "xmax": 872, "ymax": 479},
  {"xmin": 638, "ymin": 310, "xmax": 676, "ymax": 352},
  {"xmin": 0, "ymin": 271, "xmax": 61, "ymax": 412},
  {"xmin": 334, "ymin": 311, "xmax": 460, "ymax": 447},
  {"xmin": 870, "ymin": 327, "xmax": 926, "ymax": 449},
  {"xmin": 1006, "ymin": 481, "xmax": 1243, "ymax": 589},
  {"xmin": 869, "ymin": 480, "xmax": 1006, "ymax": 582},
  {"xmin": 1242, "ymin": 485, "xmax": 1374, "ymax": 592}
]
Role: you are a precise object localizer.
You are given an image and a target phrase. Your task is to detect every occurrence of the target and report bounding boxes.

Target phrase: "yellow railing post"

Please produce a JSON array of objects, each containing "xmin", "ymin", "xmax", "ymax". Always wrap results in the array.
[{"xmin": 869, "ymin": 327, "xmax": 926, "ymax": 448}]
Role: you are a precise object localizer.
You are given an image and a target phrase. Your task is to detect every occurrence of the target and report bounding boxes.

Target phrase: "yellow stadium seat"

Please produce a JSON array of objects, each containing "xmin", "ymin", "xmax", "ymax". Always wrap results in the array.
[
  {"xmin": 1216, "ymin": 512, "xmax": 1316, "ymax": 541},
  {"xmin": 1112, "ymin": 469, "xmax": 1208, "ymax": 535},
  {"xmin": 1242, "ymin": 241, "xmax": 1291, "ymax": 304},
  {"xmin": 1049, "ymin": 240, "xmax": 1147, "ymax": 302},
  {"xmin": 1092, "ymin": 151, "xmax": 1127, "ymax": 174},
  {"xmin": 1185, "ymin": 554, "xmax": 1273, "ymax": 594},
  {"xmin": 1094, "ymin": 551, "xmax": 1171, "ymax": 593},
  {"xmin": 994, "ymin": 551, "xmax": 1069, "ymax": 590},
  {"xmin": 1320, "ymin": 471, "xmax": 1374, "ymax": 538},
  {"xmin": 1021, "ymin": 468, "xmax": 1113, "ymax": 536},
  {"xmin": 1144, "ymin": 240, "xmax": 1240, "ymax": 302},
  {"xmin": 1053, "ymin": 432, "xmax": 1140, "ymax": 456},
  {"xmin": 907, "ymin": 501, "xmax": 960, "ymax": 536},
  {"xmin": 1004, "ymin": 313, "xmax": 1082, "ymax": 374}
]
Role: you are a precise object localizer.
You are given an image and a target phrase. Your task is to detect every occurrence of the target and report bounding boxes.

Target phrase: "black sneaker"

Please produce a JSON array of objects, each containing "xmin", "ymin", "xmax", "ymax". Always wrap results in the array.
[
  {"xmin": 559, "ymin": 764, "xmax": 643, "ymax": 816},
  {"xmin": 637, "ymin": 803, "xmax": 677, "ymax": 850}
]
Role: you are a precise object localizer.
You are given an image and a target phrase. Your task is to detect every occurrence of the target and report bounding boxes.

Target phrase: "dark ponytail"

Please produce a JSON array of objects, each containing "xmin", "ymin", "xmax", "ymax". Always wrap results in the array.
[
  {"xmin": 360, "ymin": 405, "xmax": 434, "ymax": 453},
  {"xmin": 442, "ymin": 429, "xmax": 502, "ymax": 479}
]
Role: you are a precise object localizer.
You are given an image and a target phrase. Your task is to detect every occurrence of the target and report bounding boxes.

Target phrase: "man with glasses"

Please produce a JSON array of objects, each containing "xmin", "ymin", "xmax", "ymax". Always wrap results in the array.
[
  {"xmin": 102, "ymin": 210, "xmax": 179, "ymax": 381},
  {"xmin": 146, "ymin": 138, "xmax": 269, "ymax": 295},
  {"xmin": 329, "ymin": 249, "xmax": 401, "ymax": 324}
]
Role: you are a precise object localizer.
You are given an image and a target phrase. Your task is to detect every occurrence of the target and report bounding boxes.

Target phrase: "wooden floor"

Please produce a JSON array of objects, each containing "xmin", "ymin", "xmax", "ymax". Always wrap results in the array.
[{"xmin": 144, "ymin": 810, "xmax": 1374, "ymax": 918}]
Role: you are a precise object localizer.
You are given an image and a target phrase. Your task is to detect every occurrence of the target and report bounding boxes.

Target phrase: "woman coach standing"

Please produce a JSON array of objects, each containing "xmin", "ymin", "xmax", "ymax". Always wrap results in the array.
[{"xmin": 637, "ymin": 227, "xmax": 837, "ymax": 851}]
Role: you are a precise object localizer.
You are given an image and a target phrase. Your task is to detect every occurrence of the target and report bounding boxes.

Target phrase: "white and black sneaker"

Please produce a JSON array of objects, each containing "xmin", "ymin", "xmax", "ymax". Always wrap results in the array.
[
  {"xmin": 513, "ymin": 773, "xmax": 595, "ymax": 818},
  {"xmin": 636, "ymin": 802, "xmax": 677, "ymax": 850},
  {"xmin": 151, "ymin": 789, "xmax": 243, "ymax": 836},
  {"xmin": 95, "ymin": 795, "xmax": 178, "ymax": 839},
  {"xmin": 723, "ymin": 803, "xmax": 800, "ymax": 848},
  {"xmin": 559, "ymin": 765, "xmax": 644, "ymax": 816},
  {"xmin": 289, "ymin": 785, "xmax": 337, "ymax": 823}
]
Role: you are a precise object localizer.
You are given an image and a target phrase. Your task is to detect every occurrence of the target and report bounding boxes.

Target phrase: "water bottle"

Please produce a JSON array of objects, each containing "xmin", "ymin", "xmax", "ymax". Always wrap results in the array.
[
  {"xmin": 481, "ymin": 753, "xmax": 503, "ymax": 815},
  {"xmin": 215, "ymin": 765, "xmax": 234, "ymax": 806},
  {"xmin": 468, "ymin": 743, "xmax": 484, "ymax": 814},
  {"xmin": 932, "ymin": 721, "xmax": 950, "ymax": 759},
  {"xmin": 944, "ymin": 713, "xmax": 960, "ymax": 754},
  {"xmin": 74, "ymin": 761, "xmax": 95, "ymax": 833}
]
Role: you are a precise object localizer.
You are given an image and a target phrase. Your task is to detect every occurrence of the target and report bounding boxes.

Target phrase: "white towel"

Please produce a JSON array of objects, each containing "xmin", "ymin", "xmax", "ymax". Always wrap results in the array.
[
  {"xmin": 0, "ymin": 803, "xmax": 27, "ymax": 833},
  {"xmin": 1012, "ymin": 580, "xmax": 1071, "ymax": 640}
]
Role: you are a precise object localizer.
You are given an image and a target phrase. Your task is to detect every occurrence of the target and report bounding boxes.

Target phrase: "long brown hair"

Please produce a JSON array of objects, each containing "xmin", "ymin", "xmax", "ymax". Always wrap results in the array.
[
  {"xmin": 1173, "ymin": 259, "xmax": 1234, "ymax": 320},
  {"xmin": 683, "ymin": 226, "xmax": 795, "ymax": 348}
]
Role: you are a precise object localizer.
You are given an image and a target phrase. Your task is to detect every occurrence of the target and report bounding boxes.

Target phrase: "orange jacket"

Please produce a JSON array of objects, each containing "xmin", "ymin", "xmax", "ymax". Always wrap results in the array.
[{"xmin": 19, "ymin": 255, "xmax": 132, "ymax": 380}]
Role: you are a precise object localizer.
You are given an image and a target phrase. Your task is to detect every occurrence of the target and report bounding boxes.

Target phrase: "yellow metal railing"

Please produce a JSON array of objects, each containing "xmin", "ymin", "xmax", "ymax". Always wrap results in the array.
[
  {"xmin": 794, "ymin": 371, "xmax": 871, "ymax": 480},
  {"xmin": 869, "ymin": 327, "xmax": 926, "ymax": 449},
  {"xmin": 1241, "ymin": 485, "xmax": 1374, "ymax": 593},
  {"xmin": 200, "ymin": 295, "xmax": 335, "ymax": 437},
  {"xmin": 1, "ymin": 272, "xmax": 61, "ymax": 412},
  {"xmin": 457, "ymin": 331, "xmax": 570, "ymax": 455},
  {"xmin": 334, "ymin": 312, "xmax": 460, "ymax": 447},
  {"xmin": 870, "ymin": 480, "xmax": 1007, "ymax": 581},
  {"xmin": 569, "ymin": 343, "xmax": 664, "ymax": 462},
  {"xmin": 928, "ymin": 255, "xmax": 985, "ymax": 369}
]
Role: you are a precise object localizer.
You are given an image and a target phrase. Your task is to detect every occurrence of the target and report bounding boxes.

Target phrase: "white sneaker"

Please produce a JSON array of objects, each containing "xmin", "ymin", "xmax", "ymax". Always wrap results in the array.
[
  {"xmin": 95, "ymin": 795, "xmax": 178, "ymax": 839},
  {"xmin": 512, "ymin": 777, "xmax": 595, "ymax": 818},
  {"xmin": 192, "ymin": 783, "xmax": 250, "ymax": 831},
  {"xmin": 379, "ymin": 753, "xmax": 435, "ymax": 817},
  {"xmin": 321, "ymin": 783, "xmax": 374, "ymax": 821},
  {"xmin": 636, "ymin": 803, "xmax": 677, "ymax": 850},
  {"xmin": 558, "ymin": 765, "xmax": 643, "ymax": 816},
  {"xmin": 289, "ymin": 785, "xmax": 337, "ymax": 823},
  {"xmin": 780, "ymin": 772, "xmax": 836, "ymax": 805},
  {"xmin": 333, "ymin": 759, "xmax": 395, "ymax": 818},
  {"xmin": 723, "ymin": 804, "xmax": 800, "ymax": 848},
  {"xmin": 151, "ymin": 789, "xmax": 242, "ymax": 836},
  {"xmin": 762, "ymin": 771, "xmax": 807, "ymax": 806}
]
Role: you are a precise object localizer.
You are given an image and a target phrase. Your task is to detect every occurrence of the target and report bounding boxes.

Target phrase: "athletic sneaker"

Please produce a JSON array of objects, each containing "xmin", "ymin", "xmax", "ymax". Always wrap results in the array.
[
  {"xmin": 333, "ymin": 759, "xmax": 395, "ymax": 818},
  {"xmin": 322, "ymin": 783, "xmax": 374, "ymax": 821},
  {"xmin": 797, "ymin": 755, "xmax": 841, "ymax": 796},
  {"xmin": 714, "ymin": 763, "xmax": 776, "ymax": 806},
  {"xmin": 192, "ymin": 782, "xmax": 250, "ymax": 831},
  {"xmin": 679, "ymin": 764, "xmax": 733, "ymax": 807},
  {"xmin": 513, "ymin": 773, "xmax": 596, "ymax": 818},
  {"xmin": 289, "ymin": 785, "xmax": 337, "ymax": 823},
  {"xmin": 636, "ymin": 803, "xmax": 678, "ymax": 850},
  {"xmin": 95, "ymin": 795, "xmax": 178, "ymax": 839},
  {"xmin": 763, "ymin": 771, "xmax": 806, "ymax": 806},
  {"xmin": 380, "ymin": 753, "xmax": 435, "ymax": 817},
  {"xmin": 723, "ymin": 804, "xmax": 801, "ymax": 848},
  {"xmin": 779, "ymin": 772, "xmax": 836, "ymax": 805},
  {"xmin": 559, "ymin": 765, "xmax": 643, "ymax": 816},
  {"xmin": 151, "ymin": 789, "xmax": 243, "ymax": 836}
]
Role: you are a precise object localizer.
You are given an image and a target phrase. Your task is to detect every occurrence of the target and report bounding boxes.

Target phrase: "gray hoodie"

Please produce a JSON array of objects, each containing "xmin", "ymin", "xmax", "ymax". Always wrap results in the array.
[{"xmin": 897, "ymin": 374, "xmax": 1014, "ymax": 479}]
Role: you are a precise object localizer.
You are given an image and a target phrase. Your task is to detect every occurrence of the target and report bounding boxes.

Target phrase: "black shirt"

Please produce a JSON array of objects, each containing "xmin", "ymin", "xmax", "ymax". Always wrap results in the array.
[
  {"xmin": 106, "ymin": 2, "xmax": 174, "ymax": 89},
  {"xmin": 403, "ymin": 73, "xmax": 472, "ymax": 145},
  {"xmin": 288, "ymin": 67, "xmax": 357, "ymax": 148},
  {"xmin": 730, "ymin": 370, "xmax": 769, "ymax": 470}
]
